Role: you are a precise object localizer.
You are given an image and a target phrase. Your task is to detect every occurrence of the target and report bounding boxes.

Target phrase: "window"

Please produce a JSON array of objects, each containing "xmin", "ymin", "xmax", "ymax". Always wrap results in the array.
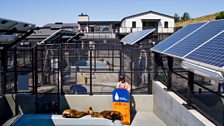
[
  {"xmin": 132, "ymin": 21, "xmax": 136, "ymax": 28},
  {"xmin": 164, "ymin": 21, "xmax": 168, "ymax": 28},
  {"xmin": 96, "ymin": 25, "xmax": 110, "ymax": 32}
]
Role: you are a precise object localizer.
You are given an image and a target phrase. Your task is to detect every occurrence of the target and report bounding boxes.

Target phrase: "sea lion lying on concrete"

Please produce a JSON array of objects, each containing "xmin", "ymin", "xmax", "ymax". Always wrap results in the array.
[
  {"xmin": 62, "ymin": 109, "xmax": 87, "ymax": 118},
  {"xmin": 87, "ymin": 107, "xmax": 123, "ymax": 121}
]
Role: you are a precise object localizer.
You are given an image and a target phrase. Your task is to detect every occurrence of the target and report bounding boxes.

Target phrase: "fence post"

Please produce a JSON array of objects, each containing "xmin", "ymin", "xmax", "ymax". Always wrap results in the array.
[
  {"xmin": 89, "ymin": 49, "xmax": 93, "ymax": 95},
  {"xmin": 130, "ymin": 46, "xmax": 133, "ymax": 94},
  {"xmin": 187, "ymin": 71, "xmax": 194, "ymax": 107},
  {"xmin": 60, "ymin": 44, "xmax": 63, "ymax": 94},
  {"xmin": 153, "ymin": 52, "xmax": 159, "ymax": 80},
  {"xmin": 14, "ymin": 46, "xmax": 17, "ymax": 94},
  {"xmin": 147, "ymin": 49, "xmax": 152, "ymax": 94},
  {"xmin": 167, "ymin": 56, "xmax": 173, "ymax": 90},
  {"xmin": 1, "ymin": 50, "xmax": 7, "ymax": 94}
]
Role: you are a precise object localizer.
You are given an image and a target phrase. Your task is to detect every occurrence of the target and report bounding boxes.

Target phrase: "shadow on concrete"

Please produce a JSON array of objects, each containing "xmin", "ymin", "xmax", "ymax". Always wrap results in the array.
[
  {"xmin": 59, "ymin": 95, "xmax": 70, "ymax": 113},
  {"xmin": 130, "ymin": 95, "xmax": 136, "ymax": 124},
  {"xmin": 193, "ymin": 93, "xmax": 224, "ymax": 125}
]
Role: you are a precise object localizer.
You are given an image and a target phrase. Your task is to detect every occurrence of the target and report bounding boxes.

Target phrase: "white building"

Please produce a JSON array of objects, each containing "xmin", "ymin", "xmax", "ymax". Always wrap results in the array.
[{"xmin": 120, "ymin": 11, "xmax": 174, "ymax": 34}]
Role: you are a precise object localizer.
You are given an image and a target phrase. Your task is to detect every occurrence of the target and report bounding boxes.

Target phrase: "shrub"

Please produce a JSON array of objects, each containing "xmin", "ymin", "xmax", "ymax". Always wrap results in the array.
[{"xmin": 216, "ymin": 12, "xmax": 224, "ymax": 20}]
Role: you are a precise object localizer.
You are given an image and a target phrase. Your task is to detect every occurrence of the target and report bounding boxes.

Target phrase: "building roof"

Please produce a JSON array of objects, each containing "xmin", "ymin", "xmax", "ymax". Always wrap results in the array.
[
  {"xmin": 27, "ymin": 28, "xmax": 59, "ymax": 39},
  {"xmin": 78, "ymin": 21, "xmax": 120, "ymax": 25},
  {"xmin": 121, "ymin": 10, "xmax": 174, "ymax": 22},
  {"xmin": 43, "ymin": 22, "xmax": 78, "ymax": 29},
  {"xmin": 28, "ymin": 23, "xmax": 78, "ymax": 39}
]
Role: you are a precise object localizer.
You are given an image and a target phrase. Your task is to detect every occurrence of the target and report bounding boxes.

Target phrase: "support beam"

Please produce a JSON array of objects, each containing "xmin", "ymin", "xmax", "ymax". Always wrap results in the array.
[
  {"xmin": 187, "ymin": 71, "xmax": 194, "ymax": 107},
  {"xmin": 167, "ymin": 56, "xmax": 173, "ymax": 90},
  {"xmin": 1, "ymin": 51, "xmax": 7, "ymax": 94},
  {"xmin": 153, "ymin": 52, "xmax": 159, "ymax": 80}
]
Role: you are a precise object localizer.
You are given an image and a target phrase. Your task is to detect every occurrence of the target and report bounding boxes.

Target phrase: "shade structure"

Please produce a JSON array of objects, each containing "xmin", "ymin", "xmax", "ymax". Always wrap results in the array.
[{"xmin": 121, "ymin": 29, "xmax": 155, "ymax": 45}]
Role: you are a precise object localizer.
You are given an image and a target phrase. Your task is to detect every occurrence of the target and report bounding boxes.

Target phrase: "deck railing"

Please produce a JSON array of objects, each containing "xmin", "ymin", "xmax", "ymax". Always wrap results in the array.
[{"xmin": 119, "ymin": 27, "xmax": 174, "ymax": 34}]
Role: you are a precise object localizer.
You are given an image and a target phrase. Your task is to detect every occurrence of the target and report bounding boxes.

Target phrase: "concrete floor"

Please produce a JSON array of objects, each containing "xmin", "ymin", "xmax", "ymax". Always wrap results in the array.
[{"xmin": 130, "ymin": 112, "xmax": 166, "ymax": 126}]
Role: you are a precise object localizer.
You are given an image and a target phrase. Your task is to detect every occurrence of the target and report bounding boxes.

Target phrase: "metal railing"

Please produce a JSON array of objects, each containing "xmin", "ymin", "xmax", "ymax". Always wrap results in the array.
[
  {"xmin": 119, "ymin": 27, "xmax": 174, "ymax": 34},
  {"xmin": 0, "ymin": 42, "xmax": 154, "ymax": 95},
  {"xmin": 82, "ymin": 32, "xmax": 117, "ymax": 39},
  {"xmin": 153, "ymin": 53, "xmax": 224, "ymax": 126}
]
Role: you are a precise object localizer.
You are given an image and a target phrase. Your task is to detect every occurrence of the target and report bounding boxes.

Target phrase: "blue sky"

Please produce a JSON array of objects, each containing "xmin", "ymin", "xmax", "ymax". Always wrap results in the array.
[{"xmin": 1, "ymin": 0, "xmax": 223, "ymax": 26}]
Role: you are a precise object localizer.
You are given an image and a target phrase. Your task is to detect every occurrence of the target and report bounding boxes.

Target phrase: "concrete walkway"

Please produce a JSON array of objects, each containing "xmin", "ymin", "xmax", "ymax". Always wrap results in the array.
[{"xmin": 130, "ymin": 112, "xmax": 166, "ymax": 126}]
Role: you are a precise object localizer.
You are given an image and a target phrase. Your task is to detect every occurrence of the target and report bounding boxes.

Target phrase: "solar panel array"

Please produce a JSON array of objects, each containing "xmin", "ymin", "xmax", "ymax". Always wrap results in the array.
[
  {"xmin": 39, "ymin": 29, "xmax": 76, "ymax": 44},
  {"xmin": 0, "ymin": 18, "xmax": 35, "ymax": 44},
  {"xmin": 152, "ymin": 22, "xmax": 206, "ymax": 52},
  {"xmin": 0, "ymin": 18, "xmax": 35, "ymax": 34},
  {"xmin": 186, "ymin": 31, "xmax": 224, "ymax": 67},
  {"xmin": 121, "ymin": 29, "xmax": 155, "ymax": 45},
  {"xmin": 151, "ymin": 19, "xmax": 224, "ymax": 69}
]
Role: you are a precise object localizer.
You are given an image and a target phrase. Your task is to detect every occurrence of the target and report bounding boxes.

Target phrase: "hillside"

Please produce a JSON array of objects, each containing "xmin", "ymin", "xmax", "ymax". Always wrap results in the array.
[{"xmin": 175, "ymin": 12, "xmax": 221, "ymax": 28}]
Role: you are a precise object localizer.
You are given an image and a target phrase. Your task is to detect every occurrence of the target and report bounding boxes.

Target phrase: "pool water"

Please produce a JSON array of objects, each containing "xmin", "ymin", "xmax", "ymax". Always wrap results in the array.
[
  {"xmin": 12, "ymin": 114, "xmax": 122, "ymax": 126},
  {"xmin": 13, "ymin": 115, "xmax": 54, "ymax": 126}
]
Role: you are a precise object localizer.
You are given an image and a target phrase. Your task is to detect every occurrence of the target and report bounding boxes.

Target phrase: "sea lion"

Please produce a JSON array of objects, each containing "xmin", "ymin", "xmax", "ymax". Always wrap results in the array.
[
  {"xmin": 105, "ymin": 61, "xmax": 114, "ymax": 71},
  {"xmin": 100, "ymin": 110, "xmax": 123, "ymax": 121},
  {"xmin": 62, "ymin": 109, "xmax": 87, "ymax": 118},
  {"xmin": 87, "ymin": 107, "xmax": 123, "ymax": 121}
]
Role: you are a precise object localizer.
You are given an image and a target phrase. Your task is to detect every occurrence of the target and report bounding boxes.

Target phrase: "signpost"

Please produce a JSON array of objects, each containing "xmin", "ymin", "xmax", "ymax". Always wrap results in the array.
[{"xmin": 112, "ymin": 88, "xmax": 130, "ymax": 125}]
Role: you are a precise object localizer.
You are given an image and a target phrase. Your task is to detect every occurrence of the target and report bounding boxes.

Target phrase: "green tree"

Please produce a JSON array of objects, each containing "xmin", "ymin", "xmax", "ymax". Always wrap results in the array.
[
  {"xmin": 216, "ymin": 12, "xmax": 224, "ymax": 20},
  {"xmin": 181, "ymin": 12, "xmax": 191, "ymax": 21},
  {"xmin": 174, "ymin": 13, "xmax": 180, "ymax": 22}
]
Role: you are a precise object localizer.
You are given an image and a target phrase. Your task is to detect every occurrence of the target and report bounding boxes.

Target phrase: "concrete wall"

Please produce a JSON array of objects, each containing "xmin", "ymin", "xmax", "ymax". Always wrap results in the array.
[
  {"xmin": 1, "ymin": 81, "xmax": 217, "ymax": 126},
  {"xmin": 0, "ymin": 94, "xmax": 153, "ymax": 122},
  {"xmin": 152, "ymin": 81, "xmax": 215, "ymax": 126},
  {"xmin": 0, "ymin": 94, "xmax": 35, "ymax": 124},
  {"xmin": 59, "ymin": 95, "xmax": 153, "ymax": 113}
]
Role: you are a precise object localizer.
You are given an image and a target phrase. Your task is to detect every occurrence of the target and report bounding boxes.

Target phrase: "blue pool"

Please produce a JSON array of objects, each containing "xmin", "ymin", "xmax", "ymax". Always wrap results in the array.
[{"xmin": 12, "ymin": 114, "xmax": 122, "ymax": 126}]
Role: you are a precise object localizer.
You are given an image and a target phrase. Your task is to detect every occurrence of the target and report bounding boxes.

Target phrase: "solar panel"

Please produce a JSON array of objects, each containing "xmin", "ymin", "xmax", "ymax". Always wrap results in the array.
[
  {"xmin": 38, "ymin": 29, "xmax": 76, "ymax": 44},
  {"xmin": 0, "ymin": 18, "xmax": 36, "ymax": 50},
  {"xmin": 121, "ymin": 29, "xmax": 155, "ymax": 45},
  {"xmin": 0, "ymin": 35, "xmax": 17, "ymax": 42},
  {"xmin": 0, "ymin": 18, "xmax": 35, "ymax": 34},
  {"xmin": 165, "ymin": 20, "xmax": 224, "ymax": 57},
  {"xmin": 186, "ymin": 31, "xmax": 224, "ymax": 68},
  {"xmin": 151, "ymin": 22, "xmax": 206, "ymax": 53}
]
